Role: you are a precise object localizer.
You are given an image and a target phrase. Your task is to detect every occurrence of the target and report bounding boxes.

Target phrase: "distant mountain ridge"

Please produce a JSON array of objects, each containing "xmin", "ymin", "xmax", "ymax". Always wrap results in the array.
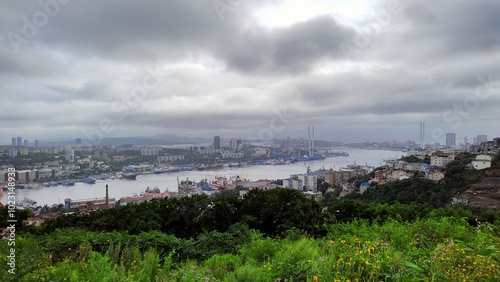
[
  {"xmin": 151, "ymin": 133, "xmax": 211, "ymax": 144},
  {"xmin": 36, "ymin": 134, "xmax": 211, "ymax": 147}
]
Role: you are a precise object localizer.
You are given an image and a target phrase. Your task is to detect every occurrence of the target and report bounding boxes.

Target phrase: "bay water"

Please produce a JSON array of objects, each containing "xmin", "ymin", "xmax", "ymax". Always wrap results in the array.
[{"xmin": 2, "ymin": 148, "xmax": 402, "ymax": 206}]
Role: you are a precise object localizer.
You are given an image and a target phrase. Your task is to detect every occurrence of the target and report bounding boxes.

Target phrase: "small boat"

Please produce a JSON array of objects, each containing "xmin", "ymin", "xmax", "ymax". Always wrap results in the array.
[
  {"xmin": 154, "ymin": 167, "xmax": 180, "ymax": 174},
  {"xmin": 178, "ymin": 177, "xmax": 198, "ymax": 195},
  {"xmin": 60, "ymin": 179, "xmax": 75, "ymax": 186},
  {"xmin": 81, "ymin": 177, "xmax": 96, "ymax": 184},
  {"xmin": 17, "ymin": 198, "xmax": 37, "ymax": 209},
  {"xmin": 199, "ymin": 179, "xmax": 216, "ymax": 191},
  {"xmin": 209, "ymin": 179, "xmax": 227, "ymax": 189},
  {"xmin": 122, "ymin": 173, "xmax": 137, "ymax": 180},
  {"xmin": 145, "ymin": 186, "xmax": 161, "ymax": 193}
]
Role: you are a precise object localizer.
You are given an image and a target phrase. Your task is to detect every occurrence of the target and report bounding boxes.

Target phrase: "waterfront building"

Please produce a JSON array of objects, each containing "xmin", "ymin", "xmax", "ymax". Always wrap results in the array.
[
  {"xmin": 158, "ymin": 155, "xmax": 184, "ymax": 162},
  {"xmin": 3, "ymin": 170, "xmax": 39, "ymax": 183},
  {"xmin": 64, "ymin": 197, "xmax": 116, "ymax": 211},
  {"xmin": 119, "ymin": 190, "xmax": 170, "ymax": 206},
  {"xmin": 221, "ymin": 151, "xmax": 244, "ymax": 159}
]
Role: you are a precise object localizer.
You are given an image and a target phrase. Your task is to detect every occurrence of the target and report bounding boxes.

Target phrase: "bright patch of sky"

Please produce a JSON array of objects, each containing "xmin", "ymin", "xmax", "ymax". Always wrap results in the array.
[{"xmin": 253, "ymin": 0, "xmax": 377, "ymax": 28}]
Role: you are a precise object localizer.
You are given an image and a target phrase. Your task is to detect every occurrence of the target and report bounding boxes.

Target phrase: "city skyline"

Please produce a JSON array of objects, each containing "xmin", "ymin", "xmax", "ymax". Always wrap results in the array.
[
  {"xmin": 2, "ymin": 131, "xmax": 493, "ymax": 148},
  {"xmin": 1, "ymin": 1, "xmax": 499, "ymax": 144}
]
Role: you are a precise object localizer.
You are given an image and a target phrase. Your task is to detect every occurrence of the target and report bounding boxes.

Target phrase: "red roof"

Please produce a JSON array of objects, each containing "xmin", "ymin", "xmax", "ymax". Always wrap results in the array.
[{"xmin": 432, "ymin": 151, "xmax": 451, "ymax": 157}]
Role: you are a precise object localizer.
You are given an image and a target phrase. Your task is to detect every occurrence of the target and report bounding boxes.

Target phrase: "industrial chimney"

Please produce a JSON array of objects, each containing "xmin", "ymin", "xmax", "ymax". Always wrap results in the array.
[{"xmin": 105, "ymin": 184, "xmax": 109, "ymax": 209}]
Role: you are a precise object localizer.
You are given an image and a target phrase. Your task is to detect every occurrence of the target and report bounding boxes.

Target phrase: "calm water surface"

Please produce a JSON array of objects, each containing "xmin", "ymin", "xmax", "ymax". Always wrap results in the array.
[{"xmin": 2, "ymin": 148, "xmax": 403, "ymax": 206}]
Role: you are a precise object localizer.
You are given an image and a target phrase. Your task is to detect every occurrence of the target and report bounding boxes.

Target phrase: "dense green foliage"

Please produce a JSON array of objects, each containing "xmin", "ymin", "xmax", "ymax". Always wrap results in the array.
[
  {"xmin": 3, "ymin": 190, "xmax": 500, "ymax": 281},
  {"xmin": 0, "ymin": 207, "xmax": 31, "ymax": 231},
  {"xmin": 399, "ymin": 154, "xmax": 430, "ymax": 164},
  {"xmin": 0, "ymin": 153, "xmax": 58, "ymax": 168},
  {"xmin": 20, "ymin": 185, "xmax": 500, "ymax": 241},
  {"xmin": 346, "ymin": 177, "xmax": 452, "ymax": 207},
  {"xmin": 2, "ymin": 216, "xmax": 499, "ymax": 281},
  {"xmin": 35, "ymin": 188, "xmax": 323, "ymax": 238},
  {"xmin": 492, "ymin": 152, "xmax": 500, "ymax": 168}
]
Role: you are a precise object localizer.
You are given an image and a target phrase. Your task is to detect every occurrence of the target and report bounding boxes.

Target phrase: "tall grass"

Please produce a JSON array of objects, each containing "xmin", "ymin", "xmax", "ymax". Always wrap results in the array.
[{"xmin": 1, "ymin": 217, "xmax": 499, "ymax": 281}]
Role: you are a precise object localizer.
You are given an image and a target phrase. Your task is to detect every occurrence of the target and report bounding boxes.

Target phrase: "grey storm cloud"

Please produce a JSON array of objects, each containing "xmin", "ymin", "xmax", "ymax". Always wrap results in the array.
[
  {"xmin": 215, "ymin": 16, "xmax": 356, "ymax": 73},
  {"xmin": 0, "ymin": 0, "xmax": 499, "ymax": 143}
]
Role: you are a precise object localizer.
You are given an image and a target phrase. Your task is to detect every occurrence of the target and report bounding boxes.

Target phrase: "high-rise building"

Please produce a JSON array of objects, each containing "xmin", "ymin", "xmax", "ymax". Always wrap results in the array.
[
  {"xmin": 230, "ymin": 138, "xmax": 238, "ymax": 150},
  {"xmin": 76, "ymin": 138, "xmax": 82, "ymax": 145},
  {"xmin": 9, "ymin": 148, "xmax": 18, "ymax": 158},
  {"xmin": 419, "ymin": 122, "xmax": 425, "ymax": 149},
  {"xmin": 24, "ymin": 140, "xmax": 28, "ymax": 147},
  {"xmin": 213, "ymin": 136, "xmax": 221, "ymax": 150},
  {"xmin": 11, "ymin": 138, "xmax": 16, "ymax": 147},
  {"xmin": 65, "ymin": 146, "xmax": 75, "ymax": 162},
  {"xmin": 35, "ymin": 140, "xmax": 39, "ymax": 148},
  {"xmin": 445, "ymin": 133, "xmax": 456, "ymax": 147},
  {"xmin": 16, "ymin": 137, "xmax": 22, "ymax": 147},
  {"xmin": 473, "ymin": 137, "xmax": 478, "ymax": 145},
  {"xmin": 477, "ymin": 135, "xmax": 488, "ymax": 144}
]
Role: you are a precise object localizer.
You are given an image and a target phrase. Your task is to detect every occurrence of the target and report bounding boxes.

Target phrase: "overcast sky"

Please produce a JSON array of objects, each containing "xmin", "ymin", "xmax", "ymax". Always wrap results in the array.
[{"xmin": 1, "ymin": 0, "xmax": 499, "ymax": 145}]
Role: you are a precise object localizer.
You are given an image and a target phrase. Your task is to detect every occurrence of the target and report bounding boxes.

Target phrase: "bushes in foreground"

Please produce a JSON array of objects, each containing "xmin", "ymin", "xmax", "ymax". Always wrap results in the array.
[{"xmin": 1, "ymin": 217, "xmax": 499, "ymax": 281}]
